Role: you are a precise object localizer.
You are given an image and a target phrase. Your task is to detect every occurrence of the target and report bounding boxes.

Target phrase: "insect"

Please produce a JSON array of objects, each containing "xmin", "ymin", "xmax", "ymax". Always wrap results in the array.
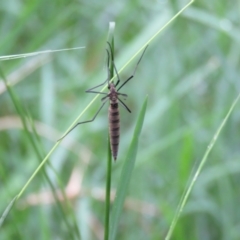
[{"xmin": 59, "ymin": 42, "xmax": 148, "ymax": 160}]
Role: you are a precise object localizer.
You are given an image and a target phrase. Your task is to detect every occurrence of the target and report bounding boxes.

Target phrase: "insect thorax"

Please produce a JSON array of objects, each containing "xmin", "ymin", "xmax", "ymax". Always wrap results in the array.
[{"xmin": 109, "ymin": 83, "xmax": 118, "ymax": 101}]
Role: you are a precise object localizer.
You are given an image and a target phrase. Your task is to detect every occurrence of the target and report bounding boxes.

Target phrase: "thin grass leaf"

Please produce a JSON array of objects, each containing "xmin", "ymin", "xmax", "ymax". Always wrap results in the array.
[
  {"xmin": 104, "ymin": 134, "xmax": 112, "ymax": 240},
  {"xmin": 104, "ymin": 22, "xmax": 115, "ymax": 240},
  {"xmin": 165, "ymin": 92, "xmax": 240, "ymax": 240},
  {"xmin": 0, "ymin": 196, "xmax": 17, "ymax": 227},
  {"xmin": 0, "ymin": 46, "xmax": 85, "ymax": 61},
  {"xmin": 0, "ymin": 68, "xmax": 80, "ymax": 239},
  {"xmin": 109, "ymin": 96, "xmax": 148, "ymax": 240}
]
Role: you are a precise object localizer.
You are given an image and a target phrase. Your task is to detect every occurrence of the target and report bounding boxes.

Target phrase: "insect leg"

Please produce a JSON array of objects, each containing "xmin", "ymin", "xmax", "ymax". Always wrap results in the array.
[
  {"xmin": 107, "ymin": 42, "xmax": 121, "ymax": 87},
  {"xmin": 85, "ymin": 78, "xmax": 109, "ymax": 95},
  {"xmin": 117, "ymin": 93, "xmax": 128, "ymax": 97},
  {"xmin": 101, "ymin": 94, "xmax": 110, "ymax": 101},
  {"xmin": 117, "ymin": 97, "xmax": 131, "ymax": 113},
  {"xmin": 117, "ymin": 45, "xmax": 148, "ymax": 91},
  {"xmin": 58, "ymin": 101, "xmax": 107, "ymax": 141},
  {"xmin": 85, "ymin": 49, "xmax": 111, "ymax": 95}
]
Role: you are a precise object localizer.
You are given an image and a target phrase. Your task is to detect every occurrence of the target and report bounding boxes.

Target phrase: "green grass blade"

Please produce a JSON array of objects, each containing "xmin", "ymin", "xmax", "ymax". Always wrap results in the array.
[
  {"xmin": 165, "ymin": 92, "xmax": 240, "ymax": 240},
  {"xmin": 109, "ymin": 96, "xmax": 148, "ymax": 240},
  {"xmin": 0, "ymin": 196, "xmax": 17, "ymax": 227},
  {"xmin": 104, "ymin": 134, "xmax": 112, "ymax": 240},
  {"xmin": 0, "ymin": 46, "xmax": 85, "ymax": 61},
  {"xmin": 104, "ymin": 22, "xmax": 115, "ymax": 240},
  {"xmin": 0, "ymin": 67, "xmax": 80, "ymax": 239}
]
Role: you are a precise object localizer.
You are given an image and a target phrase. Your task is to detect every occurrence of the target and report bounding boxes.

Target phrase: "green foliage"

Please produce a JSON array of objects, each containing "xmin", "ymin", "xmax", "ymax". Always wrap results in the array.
[
  {"xmin": 1, "ymin": 0, "xmax": 240, "ymax": 239},
  {"xmin": 109, "ymin": 96, "xmax": 148, "ymax": 240}
]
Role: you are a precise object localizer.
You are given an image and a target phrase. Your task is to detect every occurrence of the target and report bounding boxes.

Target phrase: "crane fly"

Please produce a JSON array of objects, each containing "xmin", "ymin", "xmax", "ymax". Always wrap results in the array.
[{"xmin": 58, "ymin": 42, "xmax": 148, "ymax": 160}]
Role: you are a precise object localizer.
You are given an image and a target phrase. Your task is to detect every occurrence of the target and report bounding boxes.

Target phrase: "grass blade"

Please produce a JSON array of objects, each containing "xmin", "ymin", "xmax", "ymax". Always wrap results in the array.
[
  {"xmin": 109, "ymin": 96, "xmax": 148, "ymax": 240},
  {"xmin": 165, "ymin": 92, "xmax": 240, "ymax": 240},
  {"xmin": 104, "ymin": 22, "xmax": 115, "ymax": 240},
  {"xmin": 0, "ymin": 67, "xmax": 80, "ymax": 239},
  {"xmin": 0, "ymin": 46, "xmax": 85, "ymax": 61},
  {"xmin": 0, "ymin": 196, "xmax": 17, "ymax": 227}
]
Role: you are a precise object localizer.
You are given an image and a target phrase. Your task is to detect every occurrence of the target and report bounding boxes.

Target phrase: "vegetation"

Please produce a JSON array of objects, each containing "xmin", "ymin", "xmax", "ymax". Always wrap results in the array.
[{"xmin": 0, "ymin": 0, "xmax": 240, "ymax": 239}]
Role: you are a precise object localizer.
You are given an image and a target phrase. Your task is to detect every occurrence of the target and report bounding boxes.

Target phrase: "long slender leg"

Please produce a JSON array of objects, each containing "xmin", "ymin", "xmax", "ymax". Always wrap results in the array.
[
  {"xmin": 58, "ymin": 101, "xmax": 107, "ymax": 141},
  {"xmin": 112, "ymin": 60, "xmax": 121, "ymax": 87},
  {"xmin": 117, "ymin": 45, "xmax": 148, "ymax": 91},
  {"xmin": 108, "ymin": 41, "xmax": 131, "ymax": 89},
  {"xmin": 86, "ymin": 89, "xmax": 108, "ymax": 95},
  {"xmin": 118, "ymin": 97, "xmax": 131, "ymax": 113},
  {"xmin": 86, "ymin": 77, "xmax": 109, "ymax": 95},
  {"xmin": 117, "ymin": 76, "xmax": 133, "ymax": 91},
  {"xmin": 101, "ymin": 94, "xmax": 110, "ymax": 101},
  {"xmin": 86, "ymin": 49, "xmax": 111, "ymax": 95},
  {"xmin": 107, "ymin": 42, "xmax": 121, "ymax": 87}
]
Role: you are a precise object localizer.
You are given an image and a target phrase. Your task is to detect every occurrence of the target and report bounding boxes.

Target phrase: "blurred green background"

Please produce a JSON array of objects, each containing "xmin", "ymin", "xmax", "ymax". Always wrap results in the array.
[{"xmin": 1, "ymin": 0, "xmax": 240, "ymax": 239}]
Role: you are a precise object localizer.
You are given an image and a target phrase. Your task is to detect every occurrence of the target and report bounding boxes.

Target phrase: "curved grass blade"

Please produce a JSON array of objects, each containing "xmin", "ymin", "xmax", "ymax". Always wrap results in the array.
[
  {"xmin": 109, "ymin": 96, "xmax": 148, "ymax": 240},
  {"xmin": 165, "ymin": 92, "xmax": 240, "ymax": 240},
  {"xmin": 0, "ymin": 196, "xmax": 17, "ymax": 227},
  {"xmin": 0, "ymin": 68, "xmax": 80, "ymax": 239}
]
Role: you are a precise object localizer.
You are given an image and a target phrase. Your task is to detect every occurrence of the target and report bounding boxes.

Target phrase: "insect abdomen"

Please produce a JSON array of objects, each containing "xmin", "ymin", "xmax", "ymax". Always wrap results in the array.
[{"xmin": 109, "ymin": 100, "xmax": 120, "ymax": 160}]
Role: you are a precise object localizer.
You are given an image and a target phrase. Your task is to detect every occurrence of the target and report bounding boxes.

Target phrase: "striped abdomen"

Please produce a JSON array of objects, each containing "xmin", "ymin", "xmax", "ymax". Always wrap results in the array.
[{"xmin": 109, "ymin": 98, "xmax": 120, "ymax": 160}]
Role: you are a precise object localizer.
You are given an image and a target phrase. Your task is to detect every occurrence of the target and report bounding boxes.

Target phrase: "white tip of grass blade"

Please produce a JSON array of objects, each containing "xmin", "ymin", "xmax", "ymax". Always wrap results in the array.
[
  {"xmin": 108, "ymin": 22, "xmax": 115, "ymax": 40},
  {"xmin": 0, "ymin": 46, "xmax": 85, "ymax": 61},
  {"xmin": 109, "ymin": 22, "xmax": 115, "ymax": 31}
]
